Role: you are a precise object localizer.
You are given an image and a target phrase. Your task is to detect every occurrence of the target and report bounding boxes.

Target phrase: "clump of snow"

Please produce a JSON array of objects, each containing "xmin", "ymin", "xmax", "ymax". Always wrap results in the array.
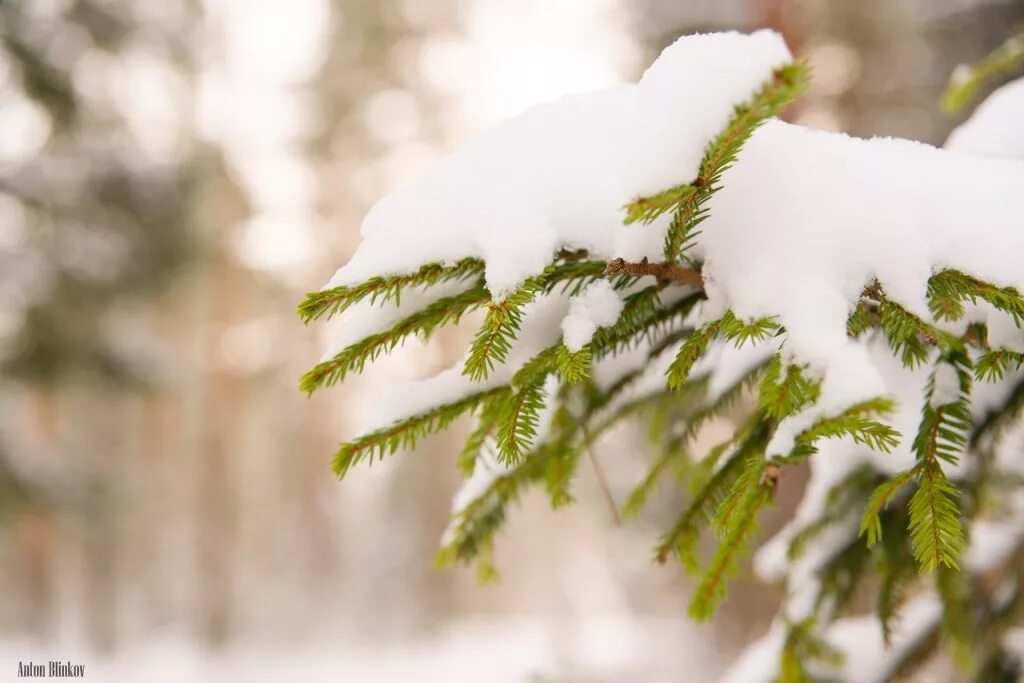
[
  {"xmin": 705, "ymin": 120, "xmax": 1024, "ymax": 454},
  {"xmin": 327, "ymin": 30, "xmax": 793, "ymax": 297},
  {"xmin": 929, "ymin": 362, "xmax": 961, "ymax": 408},
  {"xmin": 327, "ymin": 29, "xmax": 1024, "ymax": 455},
  {"xmin": 561, "ymin": 280, "xmax": 624, "ymax": 352},
  {"xmin": 946, "ymin": 77, "xmax": 1024, "ymax": 159}
]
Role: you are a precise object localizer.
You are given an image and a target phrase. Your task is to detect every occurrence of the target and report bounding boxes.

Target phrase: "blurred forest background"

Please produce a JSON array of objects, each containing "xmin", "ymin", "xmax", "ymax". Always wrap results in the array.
[{"xmin": 1, "ymin": 0, "xmax": 1022, "ymax": 680}]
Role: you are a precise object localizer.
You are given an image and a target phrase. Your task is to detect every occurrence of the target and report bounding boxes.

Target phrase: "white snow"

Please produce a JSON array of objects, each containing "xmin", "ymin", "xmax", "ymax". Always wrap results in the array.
[
  {"xmin": 965, "ymin": 518, "xmax": 1024, "ymax": 573},
  {"xmin": 327, "ymin": 30, "xmax": 793, "ymax": 298},
  {"xmin": 929, "ymin": 362, "xmax": 961, "ymax": 408},
  {"xmin": 822, "ymin": 597, "xmax": 942, "ymax": 683},
  {"xmin": 716, "ymin": 621, "xmax": 785, "ymax": 683},
  {"xmin": 702, "ymin": 120, "xmax": 1024, "ymax": 454},
  {"xmin": 325, "ymin": 29, "xmax": 1024, "ymax": 459},
  {"xmin": 946, "ymin": 77, "xmax": 1024, "ymax": 159},
  {"xmin": 733, "ymin": 78, "xmax": 1024, "ymax": 682},
  {"xmin": 718, "ymin": 597, "xmax": 943, "ymax": 683},
  {"xmin": 561, "ymin": 280, "xmax": 624, "ymax": 352}
]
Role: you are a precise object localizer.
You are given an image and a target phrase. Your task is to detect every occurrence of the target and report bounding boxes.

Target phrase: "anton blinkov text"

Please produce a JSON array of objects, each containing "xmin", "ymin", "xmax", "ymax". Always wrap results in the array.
[{"xmin": 18, "ymin": 661, "xmax": 86, "ymax": 678}]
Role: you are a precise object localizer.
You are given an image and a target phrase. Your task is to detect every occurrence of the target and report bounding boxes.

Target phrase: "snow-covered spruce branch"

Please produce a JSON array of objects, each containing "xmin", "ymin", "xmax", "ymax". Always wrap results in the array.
[{"xmin": 300, "ymin": 30, "xmax": 1024, "ymax": 680}]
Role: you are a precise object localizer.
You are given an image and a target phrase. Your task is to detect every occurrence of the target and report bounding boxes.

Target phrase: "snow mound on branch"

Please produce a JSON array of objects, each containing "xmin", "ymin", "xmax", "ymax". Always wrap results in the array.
[
  {"xmin": 327, "ymin": 30, "xmax": 792, "ymax": 297},
  {"xmin": 929, "ymin": 361, "xmax": 961, "ymax": 408},
  {"xmin": 561, "ymin": 280, "xmax": 624, "ymax": 352},
  {"xmin": 946, "ymin": 77, "xmax": 1024, "ymax": 158},
  {"xmin": 700, "ymin": 120, "xmax": 1024, "ymax": 453}
]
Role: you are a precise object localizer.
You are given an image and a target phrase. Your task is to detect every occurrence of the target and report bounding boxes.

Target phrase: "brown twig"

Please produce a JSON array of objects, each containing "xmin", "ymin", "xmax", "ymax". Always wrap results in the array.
[{"xmin": 605, "ymin": 257, "xmax": 703, "ymax": 288}]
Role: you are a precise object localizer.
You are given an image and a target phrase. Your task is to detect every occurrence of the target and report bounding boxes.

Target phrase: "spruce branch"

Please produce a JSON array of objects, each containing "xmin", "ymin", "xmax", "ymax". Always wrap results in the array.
[
  {"xmin": 298, "ymin": 258, "xmax": 484, "ymax": 323},
  {"xmin": 542, "ymin": 392, "xmax": 584, "ymax": 507},
  {"xmin": 300, "ymin": 284, "xmax": 489, "ymax": 394},
  {"xmin": 903, "ymin": 357, "xmax": 971, "ymax": 571},
  {"xmin": 666, "ymin": 315, "xmax": 726, "ymax": 389},
  {"xmin": 782, "ymin": 397, "xmax": 899, "ymax": 462},
  {"xmin": 975, "ymin": 349, "xmax": 1024, "ymax": 383},
  {"xmin": 654, "ymin": 418, "xmax": 771, "ymax": 569},
  {"xmin": 556, "ymin": 344, "xmax": 592, "ymax": 383},
  {"xmin": 591, "ymin": 288, "xmax": 703, "ymax": 360},
  {"xmin": 463, "ymin": 278, "xmax": 543, "ymax": 381},
  {"xmin": 720, "ymin": 313, "xmax": 782, "ymax": 348},
  {"xmin": 654, "ymin": 449, "xmax": 746, "ymax": 569},
  {"xmin": 689, "ymin": 454, "xmax": 775, "ymax": 621},
  {"xmin": 495, "ymin": 380, "xmax": 547, "ymax": 463},
  {"xmin": 757, "ymin": 355, "xmax": 820, "ymax": 421},
  {"xmin": 332, "ymin": 388, "xmax": 507, "ymax": 478},
  {"xmin": 909, "ymin": 460, "xmax": 965, "ymax": 572},
  {"xmin": 625, "ymin": 363, "xmax": 767, "ymax": 519},
  {"xmin": 912, "ymin": 356, "xmax": 973, "ymax": 468},
  {"xmin": 928, "ymin": 269, "xmax": 1024, "ymax": 325},
  {"xmin": 860, "ymin": 469, "xmax": 916, "ymax": 547}
]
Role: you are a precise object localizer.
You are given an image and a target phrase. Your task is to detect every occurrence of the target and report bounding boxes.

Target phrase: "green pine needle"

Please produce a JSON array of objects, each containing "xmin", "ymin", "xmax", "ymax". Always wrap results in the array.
[
  {"xmin": 720, "ymin": 311, "xmax": 782, "ymax": 348},
  {"xmin": 298, "ymin": 258, "xmax": 484, "ymax": 323},
  {"xmin": 860, "ymin": 469, "xmax": 916, "ymax": 547},
  {"xmin": 332, "ymin": 387, "xmax": 507, "ymax": 478},
  {"xmin": 300, "ymin": 284, "xmax": 489, "ymax": 394},
  {"xmin": 975, "ymin": 349, "xmax": 1024, "ymax": 383},
  {"xmin": 757, "ymin": 355, "xmax": 820, "ymax": 421},
  {"xmin": 623, "ymin": 184, "xmax": 698, "ymax": 225},
  {"xmin": 495, "ymin": 380, "xmax": 548, "ymax": 463},
  {"xmin": 556, "ymin": 344, "xmax": 592, "ymax": 383},
  {"xmin": 908, "ymin": 461, "xmax": 965, "ymax": 572},
  {"xmin": 463, "ymin": 279, "xmax": 542, "ymax": 381},
  {"xmin": 689, "ymin": 454, "xmax": 773, "ymax": 621},
  {"xmin": 654, "ymin": 449, "xmax": 746, "ymax": 570},
  {"xmin": 928, "ymin": 269, "xmax": 1024, "ymax": 325},
  {"xmin": 667, "ymin": 316, "xmax": 724, "ymax": 389},
  {"xmin": 878, "ymin": 299, "xmax": 962, "ymax": 368},
  {"xmin": 784, "ymin": 397, "xmax": 899, "ymax": 461}
]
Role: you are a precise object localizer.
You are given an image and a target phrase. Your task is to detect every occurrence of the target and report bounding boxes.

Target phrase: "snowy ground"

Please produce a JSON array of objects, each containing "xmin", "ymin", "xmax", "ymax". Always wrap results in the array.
[{"xmin": 0, "ymin": 616, "xmax": 727, "ymax": 682}]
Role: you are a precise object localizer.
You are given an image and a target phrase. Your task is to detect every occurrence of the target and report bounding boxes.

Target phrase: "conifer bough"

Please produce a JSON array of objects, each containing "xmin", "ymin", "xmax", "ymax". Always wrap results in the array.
[{"xmin": 300, "ymin": 30, "xmax": 1024, "ymax": 681}]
